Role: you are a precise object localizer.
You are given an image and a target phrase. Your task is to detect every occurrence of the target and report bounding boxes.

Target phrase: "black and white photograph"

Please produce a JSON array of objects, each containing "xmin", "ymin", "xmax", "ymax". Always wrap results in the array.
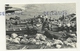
[{"xmin": 5, "ymin": 3, "xmax": 77, "ymax": 50}]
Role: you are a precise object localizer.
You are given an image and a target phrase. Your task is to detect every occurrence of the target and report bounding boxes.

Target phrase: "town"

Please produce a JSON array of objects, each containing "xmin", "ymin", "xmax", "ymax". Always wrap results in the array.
[{"xmin": 6, "ymin": 4, "xmax": 77, "ymax": 49}]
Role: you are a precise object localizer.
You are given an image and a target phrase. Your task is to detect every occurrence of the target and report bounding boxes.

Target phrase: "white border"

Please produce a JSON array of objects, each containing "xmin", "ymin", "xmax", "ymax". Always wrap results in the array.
[{"xmin": 0, "ymin": 0, "xmax": 80, "ymax": 51}]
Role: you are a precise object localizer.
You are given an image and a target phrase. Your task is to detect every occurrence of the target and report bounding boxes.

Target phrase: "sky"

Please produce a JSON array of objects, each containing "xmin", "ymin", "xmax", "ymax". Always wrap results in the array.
[
  {"xmin": 10, "ymin": 4, "xmax": 26, "ymax": 10},
  {"xmin": 6, "ymin": 3, "xmax": 76, "ymax": 19},
  {"xmin": 9, "ymin": 3, "xmax": 76, "ymax": 13}
]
